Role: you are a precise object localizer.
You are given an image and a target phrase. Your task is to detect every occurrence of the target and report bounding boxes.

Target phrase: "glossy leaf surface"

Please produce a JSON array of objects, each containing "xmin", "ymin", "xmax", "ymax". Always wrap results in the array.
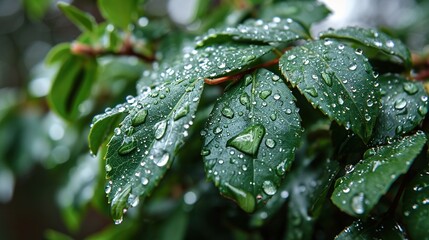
[
  {"xmin": 202, "ymin": 69, "xmax": 302, "ymax": 212},
  {"xmin": 280, "ymin": 39, "xmax": 380, "ymax": 141},
  {"xmin": 331, "ymin": 131, "xmax": 426, "ymax": 217}
]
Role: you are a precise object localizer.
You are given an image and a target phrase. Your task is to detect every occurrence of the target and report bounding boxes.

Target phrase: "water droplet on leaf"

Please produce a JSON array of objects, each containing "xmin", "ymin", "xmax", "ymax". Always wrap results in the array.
[
  {"xmin": 173, "ymin": 105, "xmax": 189, "ymax": 120},
  {"xmin": 132, "ymin": 110, "xmax": 148, "ymax": 126},
  {"xmin": 221, "ymin": 106, "xmax": 234, "ymax": 119},
  {"xmin": 262, "ymin": 180, "xmax": 277, "ymax": 195},
  {"xmin": 154, "ymin": 152, "xmax": 170, "ymax": 167},
  {"xmin": 351, "ymin": 193, "xmax": 365, "ymax": 215},
  {"xmin": 227, "ymin": 124, "xmax": 265, "ymax": 156},
  {"xmin": 154, "ymin": 120, "xmax": 167, "ymax": 140},
  {"xmin": 259, "ymin": 90, "xmax": 272, "ymax": 100},
  {"xmin": 118, "ymin": 137, "xmax": 137, "ymax": 155}
]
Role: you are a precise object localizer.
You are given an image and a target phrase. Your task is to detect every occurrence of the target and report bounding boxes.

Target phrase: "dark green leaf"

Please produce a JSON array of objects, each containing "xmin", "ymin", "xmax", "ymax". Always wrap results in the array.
[
  {"xmin": 260, "ymin": 1, "xmax": 331, "ymax": 28},
  {"xmin": 105, "ymin": 79, "xmax": 204, "ymax": 223},
  {"xmin": 98, "ymin": 0, "xmax": 138, "ymax": 30},
  {"xmin": 331, "ymin": 131, "xmax": 426, "ymax": 217},
  {"xmin": 280, "ymin": 39, "xmax": 380, "ymax": 142},
  {"xmin": 45, "ymin": 43, "xmax": 71, "ymax": 66},
  {"xmin": 89, "ymin": 110, "xmax": 126, "ymax": 155},
  {"xmin": 335, "ymin": 218, "xmax": 407, "ymax": 240},
  {"xmin": 48, "ymin": 56, "xmax": 98, "ymax": 121},
  {"xmin": 402, "ymin": 166, "xmax": 429, "ymax": 240},
  {"xmin": 196, "ymin": 18, "xmax": 310, "ymax": 47},
  {"xmin": 319, "ymin": 27, "xmax": 412, "ymax": 68},
  {"xmin": 22, "ymin": 0, "xmax": 52, "ymax": 19},
  {"xmin": 371, "ymin": 74, "xmax": 428, "ymax": 145},
  {"xmin": 202, "ymin": 69, "xmax": 302, "ymax": 212},
  {"xmin": 58, "ymin": 2, "xmax": 97, "ymax": 33}
]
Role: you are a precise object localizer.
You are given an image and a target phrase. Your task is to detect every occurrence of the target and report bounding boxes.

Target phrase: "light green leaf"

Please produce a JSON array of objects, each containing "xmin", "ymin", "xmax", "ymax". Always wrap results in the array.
[
  {"xmin": 58, "ymin": 2, "xmax": 97, "ymax": 33},
  {"xmin": 196, "ymin": 18, "xmax": 310, "ymax": 47},
  {"xmin": 402, "ymin": 166, "xmax": 429, "ymax": 240},
  {"xmin": 371, "ymin": 74, "xmax": 428, "ymax": 145},
  {"xmin": 335, "ymin": 218, "xmax": 407, "ymax": 240},
  {"xmin": 48, "ymin": 56, "xmax": 98, "ymax": 121},
  {"xmin": 331, "ymin": 131, "xmax": 426, "ymax": 217},
  {"xmin": 98, "ymin": 0, "xmax": 138, "ymax": 30},
  {"xmin": 45, "ymin": 43, "xmax": 71, "ymax": 66},
  {"xmin": 260, "ymin": 1, "xmax": 331, "ymax": 28},
  {"xmin": 319, "ymin": 27, "xmax": 412, "ymax": 68},
  {"xmin": 202, "ymin": 69, "xmax": 302, "ymax": 212},
  {"xmin": 280, "ymin": 39, "xmax": 380, "ymax": 142}
]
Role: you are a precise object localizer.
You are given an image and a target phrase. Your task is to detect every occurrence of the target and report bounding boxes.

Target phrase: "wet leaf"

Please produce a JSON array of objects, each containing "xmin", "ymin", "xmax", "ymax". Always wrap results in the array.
[
  {"xmin": 48, "ymin": 56, "xmax": 98, "ymax": 121},
  {"xmin": 371, "ymin": 74, "xmax": 428, "ymax": 145},
  {"xmin": 202, "ymin": 69, "xmax": 302, "ymax": 212},
  {"xmin": 331, "ymin": 131, "xmax": 426, "ymax": 217},
  {"xmin": 260, "ymin": 1, "xmax": 331, "ymax": 28},
  {"xmin": 336, "ymin": 218, "xmax": 407, "ymax": 240},
  {"xmin": 319, "ymin": 27, "xmax": 411, "ymax": 68},
  {"xmin": 401, "ymin": 166, "xmax": 429, "ymax": 240},
  {"xmin": 58, "ymin": 2, "xmax": 97, "ymax": 33},
  {"xmin": 280, "ymin": 39, "xmax": 380, "ymax": 142},
  {"xmin": 45, "ymin": 43, "xmax": 71, "ymax": 66},
  {"xmin": 196, "ymin": 18, "xmax": 310, "ymax": 47},
  {"xmin": 89, "ymin": 110, "xmax": 126, "ymax": 155}
]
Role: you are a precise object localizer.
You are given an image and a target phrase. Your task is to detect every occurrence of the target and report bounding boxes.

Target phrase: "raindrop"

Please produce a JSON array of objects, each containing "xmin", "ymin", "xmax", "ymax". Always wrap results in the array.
[
  {"xmin": 312, "ymin": 74, "xmax": 318, "ymax": 80},
  {"xmin": 226, "ymin": 124, "xmax": 265, "ymax": 156},
  {"xmin": 114, "ymin": 217, "xmax": 123, "ymax": 225},
  {"xmin": 262, "ymin": 180, "xmax": 277, "ymax": 195},
  {"xmin": 287, "ymin": 54, "xmax": 296, "ymax": 61},
  {"xmin": 366, "ymin": 100, "xmax": 374, "ymax": 107},
  {"xmin": 304, "ymin": 88, "xmax": 318, "ymax": 97},
  {"xmin": 184, "ymin": 191, "xmax": 198, "ymax": 205},
  {"xmin": 355, "ymin": 48, "xmax": 363, "ymax": 55},
  {"xmin": 418, "ymin": 105, "xmax": 428, "ymax": 116},
  {"xmin": 105, "ymin": 164, "xmax": 112, "ymax": 172},
  {"xmin": 348, "ymin": 64, "xmax": 357, "ymax": 71},
  {"xmin": 154, "ymin": 152, "xmax": 170, "ymax": 167},
  {"xmin": 259, "ymin": 90, "xmax": 272, "ymax": 100},
  {"xmin": 338, "ymin": 44, "xmax": 345, "ymax": 50},
  {"xmin": 386, "ymin": 40, "xmax": 395, "ymax": 48},
  {"xmin": 270, "ymin": 113, "xmax": 277, "ymax": 121},
  {"xmin": 214, "ymin": 127, "xmax": 223, "ymax": 134},
  {"xmin": 240, "ymin": 93, "xmax": 250, "ymax": 107},
  {"xmin": 342, "ymin": 187, "xmax": 350, "ymax": 193},
  {"xmin": 403, "ymin": 82, "xmax": 418, "ymax": 95},
  {"xmin": 345, "ymin": 164, "xmax": 355, "ymax": 174},
  {"xmin": 394, "ymin": 98, "xmax": 407, "ymax": 110},
  {"xmin": 276, "ymin": 161, "xmax": 286, "ymax": 176},
  {"xmin": 184, "ymin": 64, "xmax": 192, "ymax": 70},
  {"xmin": 128, "ymin": 194, "xmax": 139, "ymax": 207},
  {"xmin": 364, "ymin": 114, "xmax": 371, "ymax": 122},
  {"xmin": 218, "ymin": 63, "xmax": 226, "ymax": 69},
  {"xmin": 273, "ymin": 94, "xmax": 281, "ymax": 100},
  {"xmin": 281, "ymin": 190, "xmax": 289, "ymax": 199},
  {"xmin": 272, "ymin": 75, "xmax": 280, "ymax": 82},
  {"xmin": 132, "ymin": 110, "xmax": 148, "ymax": 126},
  {"xmin": 141, "ymin": 177, "xmax": 149, "ymax": 185},
  {"xmin": 105, "ymin": 184, "xmax": 112, "ymax": 194},
  {"xmin": 351, "ymin": 193, "xmax": 365, "ymax": 214},
  {"xmin": 201, "ymin": 149, "xmax": 211, "ymax": 156},
  {"xmin": 338, "ymin": 97, "xmax": 344, "ymax": 105},
  {"xmin": 395, "ymin": 125, "xmax": 403, "ymax": 134},
  {"xmin": 126, "ymin": 95, "xmax": 135, "ymax": 104},
  {"xmin": 173, "ymin": 105, "xmax": 189, "ymax": 120},
  {"xmin": 114, "ymin": 128, "xmax": 121, "ymax": 135},
  {"xmin": 154, "ymin": 120, "xmax": 167, "ymax": 140},
  {"xmin": 221, "ymin": 106, "xmax": 234, "ymax": 119},
  {"xmin": 225, "ymin": 183, "xmax": 255, "ymax": 213},
  {"xmin": 118, "ymin": 137, "xmax": 137, "ymax": 155},
  {"xmin": 321, "ymin": 72, "xmax": 332, "ymax": 86},
  {"xmin": 265, "ymin": 138, "xmax": 276, "ymax": 148}
]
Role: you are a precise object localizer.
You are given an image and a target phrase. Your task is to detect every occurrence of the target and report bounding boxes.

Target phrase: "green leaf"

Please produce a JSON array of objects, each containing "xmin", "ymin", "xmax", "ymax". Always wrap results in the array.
[
  {"xmin": 48, "ymin": 56, "xmax": 98, "ymax": 121},
  {"xmin": 22, "ymin": 0, "xmax": 52, "ymax": 19},
  {"xmin": 98, "ymin": 0, "xmax": 138, "ymax": 30},
  {"xmin": 260, "ymin": 1, "xmax": 331, "ymax": 28},
  {"xmin": 371, "ymin": 74, "xmax": 428, "ymax": 145},
  {"xmin": 280, "ymin": 39, "xmax": 380, "ymax": 142},
  {"xmin": 335, "ymin": 218, "xmax": 407, "ymax": 240},
  {"xmin": 401, "ymin": 166, "xmax": 429, "ymax": 240},
  {"xmin": 196, "ymin": 18, "xmax": 310, "ymax": 47},
  {"xmin": 202, "ymin": 69, "xmax": 302, "ymax": 212},
  {"xmin": 331, "ymin": 131, "xmax": 426, "ymax": 217},
  {"xmin": 89, "ymin": 110, "xmax": 126, "ymax": 155},
  {"xmin": 319, "ymin": 27, "xmax": 412, "ymax": 68},
  {"xmin": 105, "ymin": 79, "xmax": 204, "ymax": 223},
  {"xmin": 58, "ymin": 2, "xmax": 97, "ymax": 33},
  {"xmin": 45, "ymin": 43, "xmax": 71, "ymax": 66}
]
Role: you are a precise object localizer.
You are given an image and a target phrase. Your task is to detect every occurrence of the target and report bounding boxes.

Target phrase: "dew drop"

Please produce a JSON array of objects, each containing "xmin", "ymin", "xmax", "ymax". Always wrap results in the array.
[
  {"xmin": 304, "ymin": 87, "xmax": 318, "ymax": 97},
  {"xmin": 201, "ymin": 149, "xmax": 211, "ymax": 156},
  {"xmin": 321, "ymin": 72, "xmax": 332, "ymax": 86},
  {"xmin": 154, "ymin": 152, "xmax": 170, "ymax": 167},
  {"xmin": 105, "ymin": 184, "xmax": 112, "ymax": 194},
  {"xmin": 214, "ymin": 126, "xmax": 223, "ymax": 134},
  {"xmin": 394, "ymin": 98, "xmax": 407, "ymax": 110},
  {"xmin": 141, "ymin": 177, "xmax": 149, "ymax": 185},
  {"xmin": 118, "ymin": 137, "xmax": 137, "ymax": 155},
  {"xmin": 338, "ymin": 97, "xmax": 344, "ymax": 105},
  {"xmin": 418, "ymin": 105, "xmax": 428, "ymax": 116},
  {"xmin": 403, "ymin": 82, "xmax": 418, "ymax": 95},
  {"xmin": 366, "ymin": 100, "xmax": 374, "ymax": 107},
  {"xmin": 132, "ymin": 110, "xmax": 148, "ymax": 126},
  {"xmin": 273, "ymin": 94, "xmax": 281, "ymax": 100},
  {"xmin": 259, "ymin": 90, "xmax": 272, "ymax": 100},
  {"xmin": 226, "ymin": 124, "xmax": 265, "ymax": 156},
  {"xmin": 221, "ymin": 106, "xmax": 234, "ymax": 119},
  {"xmin": 270, "ymin": 113, "xmax": 277, "ymax": 121},
  {"xmin": 351, "ymin": 193, "xmax": 365, "ymax": 215},
  {"xmin": 364, "ymin": 114, "xmax": 371, "ymax": 122},
  {"xmin": 173, "ymin": 105, "xmax": 189, "ymax": 120},
  {"xmin": 342, "ymin": 187, "xmax": 350, "ymax": 193},
  {"xmin": 265, "ymin": 138, "xmax": 276, "ymax": 148},
  {"xmin": 128, "ymin": 194, "xmax": 140, "ymax": 207},
  {"xmin": 114, "ymin": 217, "xmax": 123, "ymax": 225},
  {"xmin": 218, "ymin": 63, "xmax": 226, "ymax": 69},
  {"xmin": 240, "ymin": 93, "xmax": 250, "ymax": 107},
  {"xmin": 114, "ymin": 127, "xmax": 121, "ymax": 135},
  {"xmin": 154, "ymin": 120, "xmax": 167, "ymax": 140},
  {"xmin": 386, "ymin": 40, "xmax": 394, "ymax": 48},
  {"xmin": 287, "ymin": 54, "xmax": 296, "ymax": 61},
  {"xmin": 348, "ymin": 64, "xmax": 357, "ymax": 71},
  {"xmin": 272, "ymin": 75, "xmax": 280, "ymax": 82},
  {"xmin": 355, "ymin": 48, "xmax": 363, "ymax": 55},
  {"xmin": 262, "ymin": 180, "xmax": 277, "ymax": 195},
  {"xmin": 105, "ymin": 164, "xmax": 112, "ymax": 172}
]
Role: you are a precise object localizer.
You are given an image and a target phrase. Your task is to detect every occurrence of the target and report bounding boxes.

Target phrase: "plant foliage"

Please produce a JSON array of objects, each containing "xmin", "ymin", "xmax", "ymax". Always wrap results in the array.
[{"xmin": 41, "ymin": 0, "xmax": 429, "ymax": 239}]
